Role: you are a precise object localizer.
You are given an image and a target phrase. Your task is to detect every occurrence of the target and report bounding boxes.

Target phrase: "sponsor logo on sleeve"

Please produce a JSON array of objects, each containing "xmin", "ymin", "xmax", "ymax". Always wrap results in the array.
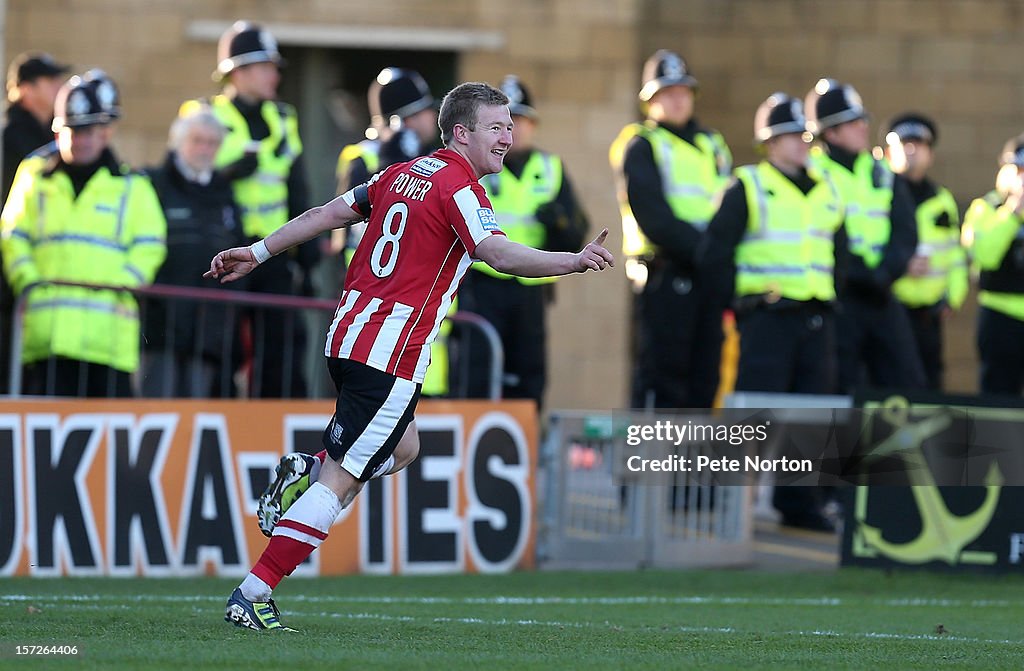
[
  {"xmin": 410, "ymin": 157, "xmax": 448, "ymax": 178},
  {"xmin": 477, "ymin": 208, "xmax": 500, "ymax": 231}
]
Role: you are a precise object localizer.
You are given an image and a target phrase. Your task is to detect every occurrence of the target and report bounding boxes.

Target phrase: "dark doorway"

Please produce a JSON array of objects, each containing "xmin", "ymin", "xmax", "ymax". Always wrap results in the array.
[
  {"xmin": 278, "ymin": 46, "xmax": 457, "ymax": 206},
  {"xmin": 273, "ymin": 46, "xmax": 457, "ymax": 398}
]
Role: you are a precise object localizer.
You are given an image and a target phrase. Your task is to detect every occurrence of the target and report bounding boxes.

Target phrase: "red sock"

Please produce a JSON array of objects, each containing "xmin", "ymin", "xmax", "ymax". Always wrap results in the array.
[
  {"xmin": 250, "ymin": 481, "xmax": 338, "ymax": 589},
  {"xmin": 250, "ymin": 533, "xmax": 320, "ymax": 589}
]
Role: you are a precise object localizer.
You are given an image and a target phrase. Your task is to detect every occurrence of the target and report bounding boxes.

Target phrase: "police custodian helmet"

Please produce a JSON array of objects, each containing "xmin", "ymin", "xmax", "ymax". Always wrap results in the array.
[
  {"xmin": 499, "ymin": 75, "xmax": 537, "ymax": 120},
  {"xmin": 1000, "ymin": 133, "xmax": 1024, "ymax": 167},
  {"xmin": 369, "ymin": 67, "xmax": 434, "ymax": 127},
  {"xmin": 804, "ymin": 78, "xmax": 866, "ymax": 136},
  {"xmin": 885, "ymin": 113, "xmax": 937, "ymax": 147},
  {"xmin": 753, "ymin": 92, "xmax": 806, "ymax": 144},
  {"xmin": 214, "ymin": 21, "xmax": 284, "ymax": 81},
  {"xmin": 639, "ymin": 49, "xmax": 698, "ymax": 102},
  {"xmin": 52, "ymin": 73, "xmax": 120, "ymax": 131}
]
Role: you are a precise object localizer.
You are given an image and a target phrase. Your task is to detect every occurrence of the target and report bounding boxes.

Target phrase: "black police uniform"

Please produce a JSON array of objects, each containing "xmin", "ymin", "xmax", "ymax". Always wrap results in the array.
[
  {"xmin": 806, "ymin": 80, "xmax": 925, "ymax": 392},
  {"xmin": 214, "ymin": 22, "xmax": 315, "ymax": 398},
  {"xmin": 460, "ymin": 76, "xmax": 589, "ymax": 407}
]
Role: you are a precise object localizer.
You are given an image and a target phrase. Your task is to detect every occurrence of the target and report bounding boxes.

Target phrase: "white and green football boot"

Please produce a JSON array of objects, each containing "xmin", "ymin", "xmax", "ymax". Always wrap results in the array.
[
  {"xmin": 224, "ymin": 588, "xmax": 294, "ymax": 631},
  {"xmin": 257, "ymin": 453, "xmax": 319, "ymax": 537}
]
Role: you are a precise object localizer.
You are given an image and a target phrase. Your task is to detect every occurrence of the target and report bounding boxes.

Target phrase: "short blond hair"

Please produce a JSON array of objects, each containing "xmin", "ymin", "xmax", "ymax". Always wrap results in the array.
[{"xmin": 438, "ymin": 82, "xmax": 509, "ymax": 146}]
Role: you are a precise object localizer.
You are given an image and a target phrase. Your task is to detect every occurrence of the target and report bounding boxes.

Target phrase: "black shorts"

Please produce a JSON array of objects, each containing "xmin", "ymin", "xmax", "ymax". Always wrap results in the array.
[{"xmin": 322, "ymin": 358, "xmax": 421, "ymax": 481}]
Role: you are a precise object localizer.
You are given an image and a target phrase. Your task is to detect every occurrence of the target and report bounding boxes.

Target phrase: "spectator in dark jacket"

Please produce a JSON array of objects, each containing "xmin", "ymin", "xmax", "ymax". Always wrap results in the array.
[
  {"xmin": 3, "ymin": 52, "xmax": 69, "ymax": 201},
  {"xmin": 142, "ymin": 106, "xmax": 246, "ymax": 397},
  {"xmin": 1, "ymin": 52, "xmax": 69, "ymax": 394}
]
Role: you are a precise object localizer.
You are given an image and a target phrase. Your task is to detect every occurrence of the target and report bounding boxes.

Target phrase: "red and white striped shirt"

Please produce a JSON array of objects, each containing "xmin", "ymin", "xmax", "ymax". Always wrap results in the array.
[{"xmin": 325, "ymin": 148, "xmax": 505, "ymax": 383}]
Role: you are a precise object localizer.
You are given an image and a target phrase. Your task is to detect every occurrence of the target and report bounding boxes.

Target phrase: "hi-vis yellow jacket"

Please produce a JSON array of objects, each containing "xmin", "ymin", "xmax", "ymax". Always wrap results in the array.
[
  {"xmin": 185, "ymin": 95, "xmax": 302, "ymax": 239},
  {"xmin": 1, "ymin": 155, "xmax": 167, "ymax": 371},
  {"xmin": 891, "ymin": 185, "xmax": 968, "ymax": 309},
  {"xmin": 610, "ymin": 121, "xmax": 732, "ymax": 258},
  {"xmin": 478, "ymin": 150, "xmax": 563, "ymax": 285},
  {"xmin": 733, "ymin": 160, "xmax": 844, "ymax": 301}
]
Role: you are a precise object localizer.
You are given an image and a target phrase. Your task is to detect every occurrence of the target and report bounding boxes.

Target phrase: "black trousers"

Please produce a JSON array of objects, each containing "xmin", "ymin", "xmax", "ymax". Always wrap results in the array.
[
  {"xmin": 977, "ymin": 306, "xmax": 1024, "ymax": 396},
  {"xmin": 0, "ymin": 273, "xmax": 13, "ymax": 395},
  {"xmin": 735, "ymin": 305, "xmax": 837, "ymax": 395},
  {"xmin": 23, "ymin": 357, "xmax": 133, "ymax": 397},
  {"xmin": 246, "ymin": 254, "xmax": 308, "ymax": 398},
  {"xmin": 460, "ymin": 271, "xmax": 547, "ymax": 407},
  {"xmin": 632, "ymin": 265, "xmax": 722, "ymax": 409},
  {"xmin": 735, "ymin": 304, "xmax": 837, "ymax": 526},
  {"xmin": 904, "ymin": 304, "xmax": 944, "ymax": 391},
  {"xmin": 836, "ymin": 293, "xmax": 926, "ymax": 393}
]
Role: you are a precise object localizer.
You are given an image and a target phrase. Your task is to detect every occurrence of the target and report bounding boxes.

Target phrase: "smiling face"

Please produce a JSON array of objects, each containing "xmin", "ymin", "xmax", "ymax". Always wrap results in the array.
[{"xmin": 454, "ymin": 103, "xmax": 513, "ymax": 178}]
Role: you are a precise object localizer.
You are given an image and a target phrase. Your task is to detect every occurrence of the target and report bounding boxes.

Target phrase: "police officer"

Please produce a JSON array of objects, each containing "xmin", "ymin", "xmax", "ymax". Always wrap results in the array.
[
  {"xmin": 883, "ymin": 114, "xmax": 968, "ymax": 391},
  {"xmin": 965, "ymin": 134, "xmax": 1024, "ymax": 396},
  {"xmin": 336, "ymin": 67, "xmax": 437, "ymax": 197},
  {"xmin": 335, "ymin": 68, "xmax": 437, "ymax": 277},
  {"xmin": 333, "ymin": 67, "xmax": 454, "ymax": 396},
  {"xmin": 183, "ymin": 20, "xmax": 314, "ymax": 397},
  {"xmin": 610, "ymin": 49, "xmax": 732, "ymax": 409},
  {"xmin": 805, "ymin": 78, "xmax": 924, "ymax": 392},
  {"xmin": 0, "ymin": 73, "xmax": 166, "ymax": 396},
  {"xmin": 458, "ymin": 75, "xmax": 589, "ymax": 407},
  {"xmin": 700, "ymin": 93, "xmax": 843, "ymax": 530},
  {"xmin": 702, "ymin": 92, "xmax": 843, "ymax": 393},
  {"xmin": 1, "ymin": 52, "xmax": 70, "ymax": 393}
]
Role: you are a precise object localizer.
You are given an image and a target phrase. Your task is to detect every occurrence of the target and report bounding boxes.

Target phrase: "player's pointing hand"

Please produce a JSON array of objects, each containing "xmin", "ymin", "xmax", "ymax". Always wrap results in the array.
[
  {"xmin": 574, "ymin": 228, "xmax": 615, "ymax": 273},
  {"xmin": 203, "ymin": 246, "xmax": 259, "ymax": 283}
]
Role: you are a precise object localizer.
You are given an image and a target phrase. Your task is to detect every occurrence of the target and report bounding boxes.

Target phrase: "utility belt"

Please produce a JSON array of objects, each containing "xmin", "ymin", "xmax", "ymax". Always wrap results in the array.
[
  {"xmin": 904, "ymin": 300, "xmax": 946, "ymax": 318},
  {"xmin": 625, "ymin": 254, "xmax": 693, "ymax": 294},
  {"xmin": 732, "ymin": 293, "xmax": 834, "ymax": 317}
]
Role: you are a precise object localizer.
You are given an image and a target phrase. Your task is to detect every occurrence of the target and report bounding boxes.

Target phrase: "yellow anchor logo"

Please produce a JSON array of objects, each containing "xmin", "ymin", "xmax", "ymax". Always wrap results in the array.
[{"xmin": 853, "ymin": 397, "xmax": 1002, "ymax": 565}]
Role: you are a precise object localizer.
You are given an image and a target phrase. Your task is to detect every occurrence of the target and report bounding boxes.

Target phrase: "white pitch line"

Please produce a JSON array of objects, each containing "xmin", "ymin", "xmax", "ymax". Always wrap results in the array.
[
  {"xmin": 289, "ymin": 609, "xmax": 1024, "ymax": 646},
  {"xmin": 0, "ymin": 594, "xmax": 1016, "ymax": 608},
  {"xmin": 9, "ymin": 603, "xmax": 1024, "ymax": 646}
]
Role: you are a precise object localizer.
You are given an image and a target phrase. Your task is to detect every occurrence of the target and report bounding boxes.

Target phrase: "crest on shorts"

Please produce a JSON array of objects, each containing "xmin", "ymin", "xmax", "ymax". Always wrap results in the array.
[{"xmin": 331, "ymin": 419, "xmax": 344, "ymax": 444}]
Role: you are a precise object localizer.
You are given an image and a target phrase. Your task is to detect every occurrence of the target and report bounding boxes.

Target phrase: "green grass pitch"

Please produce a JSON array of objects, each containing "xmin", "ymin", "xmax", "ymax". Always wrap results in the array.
[{"xmin": 2, "ymin": 569, "xmax": 1023, "ymax": 670}]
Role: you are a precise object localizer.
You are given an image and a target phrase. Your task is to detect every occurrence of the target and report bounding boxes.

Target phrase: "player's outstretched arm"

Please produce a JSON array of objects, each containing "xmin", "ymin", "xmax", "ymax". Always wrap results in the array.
[
  {"xmin": 205, "ymin": 193, "xmax": 365, "ymax": 283},
  {"xmin": 474, "ymin": 228, "xmax": 614, "ymax": 278}
]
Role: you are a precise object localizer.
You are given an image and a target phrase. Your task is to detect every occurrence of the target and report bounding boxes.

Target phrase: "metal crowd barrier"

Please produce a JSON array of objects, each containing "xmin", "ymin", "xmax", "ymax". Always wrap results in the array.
[
  {"xmin": 5, "ymin": 280, "xmax": 504, "ymax": 400},
  {"xmin": 537, "ymin": 411, "xmax": 753, "ymax": 569}
]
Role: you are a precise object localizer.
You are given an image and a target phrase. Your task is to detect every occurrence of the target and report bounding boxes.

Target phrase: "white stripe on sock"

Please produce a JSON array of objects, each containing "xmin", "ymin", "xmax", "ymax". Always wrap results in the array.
[{"xmin": 272, "ymin": 525, "xmax": 326, "ymax": 548}]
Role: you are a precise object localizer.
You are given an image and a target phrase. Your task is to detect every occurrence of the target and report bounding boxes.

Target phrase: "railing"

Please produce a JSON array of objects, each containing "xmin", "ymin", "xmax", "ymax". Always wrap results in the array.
[
  {"xmin": 538, "ymin": 411, "xmax": 753, "ymax": 569},
  {"xmin": 5, "ymin": 280, "xmax": 504, "ymax": 400}
]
